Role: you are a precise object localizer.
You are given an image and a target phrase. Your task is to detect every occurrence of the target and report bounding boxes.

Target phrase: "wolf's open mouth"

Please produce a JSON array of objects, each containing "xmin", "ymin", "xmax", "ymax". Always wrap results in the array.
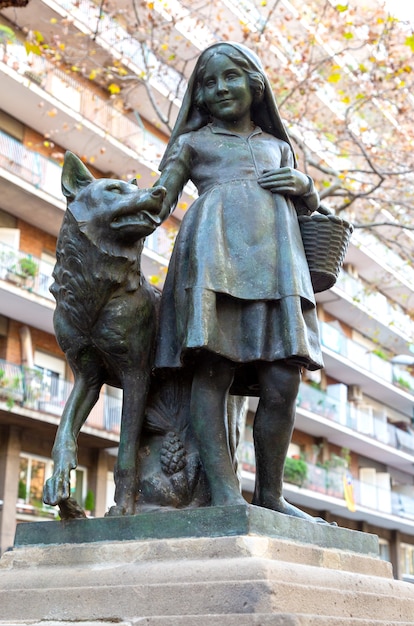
[{"xmin": 111, "ymin": 211, "xmax": 161, "ymax": 229}]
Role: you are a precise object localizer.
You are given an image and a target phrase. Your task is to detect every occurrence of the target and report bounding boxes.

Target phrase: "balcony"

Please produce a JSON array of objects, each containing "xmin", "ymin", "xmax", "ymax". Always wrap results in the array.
[
  {"xmin": 318, "ymin": 270, "xmax": 414, "ymax": 355},
  {"xmin": 320, "ymin": 322, "xmax": 414, "ymax": 419},
  {"xmin": 0, "ymin": 129, "xmax": 65, "ymax": 237},
  {"xmin": 0, "ymin": 358, "xmax": 121, "ymax": 440},
  {"xmin": 297, "ymin": 381, "xmax": 414, "ymax": 453},
  {"xmin": 292, "ymin": 379, "xmax": 414, "ymax": 476},
  {"xmin": 0, "ymin": 133, "xmax": 174, "ymax": 317},
  {"xmin": 0, "ymin": 38, "xmax": 166, "ymax": 185},
  {"xmin": 0, "ymin": 229, "xmax": 171, "ymax": 336},
  {"xmin": 0, "ymin": 240, "xmax": 55, "ymax": 333},
  {"xmin": 0, "ymin": 240, "xmax": 54, "ymax": 300},
  {"xmin": 240, "ymin": 441, "xmax": 414, "ymax": 535},
  {"xmin": 345, "ymin": 228, "xmax": 414, "ymax": 312}
]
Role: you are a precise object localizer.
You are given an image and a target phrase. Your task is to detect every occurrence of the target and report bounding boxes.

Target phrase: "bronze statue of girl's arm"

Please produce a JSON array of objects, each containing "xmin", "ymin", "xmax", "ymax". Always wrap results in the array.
[{"xmin": 154, "ymin": 135, "xmax": 192, "ymax": 222}]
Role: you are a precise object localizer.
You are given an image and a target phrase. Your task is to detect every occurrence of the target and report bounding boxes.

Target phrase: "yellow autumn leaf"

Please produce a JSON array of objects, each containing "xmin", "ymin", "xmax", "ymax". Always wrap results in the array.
[
  {"xmin": 50, "ymin": 18, "xmax": 57, "ymax": 24},
  {"xmin": 24, "ymin": 41, "xmax": 42, "ymax": 56},
  {"xmin": 405, "ymin": 35, "xmax": 414, "ymax": 52},
  {"xmin": 34, "ymin": 31, "xmax": 44, "ymax": 43},
  {"xmin": 108, "ymin": 83, "xmax": 121, "ymax": 94},
  {"xmin": 89, "ymin": 70, "xmax": 97, "ymax": 80},
  {"xmin": 117, "ymin": 67, "xmax": 128, "ymax": 76},
  {"xmin": 58, "ymin": 43, "xmax": 65, "ymax": 51},
  {"xmin": 341, "ymin": 96, "xmax": 351, "ymax": 104},
  {"xmin": 327, "ymin": 72, "xmax": 341, "ymax": 83}
]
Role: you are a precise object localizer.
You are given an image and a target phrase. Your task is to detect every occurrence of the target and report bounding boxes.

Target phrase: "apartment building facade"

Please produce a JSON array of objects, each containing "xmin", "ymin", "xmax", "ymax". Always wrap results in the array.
[{"xmin": 0, "ymin": 0, "xmax": 413, "ymax": 582}]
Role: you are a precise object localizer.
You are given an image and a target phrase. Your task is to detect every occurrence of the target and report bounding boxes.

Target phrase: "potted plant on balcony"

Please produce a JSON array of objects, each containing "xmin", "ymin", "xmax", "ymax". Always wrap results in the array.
[
  {"xmin": 283, "ymin": 456, "xmax": 308, "ymax": 487},
  {"xmin": 0, "ymin": 369, "xmax": 24, "ymax": 408},
  {"xmin": 6, "ymin": 256, "xmax": 38, "ymax": 288}
]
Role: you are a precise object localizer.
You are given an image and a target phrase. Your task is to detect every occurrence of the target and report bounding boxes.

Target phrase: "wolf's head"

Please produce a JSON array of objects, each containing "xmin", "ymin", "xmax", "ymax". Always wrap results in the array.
[{"xmin": 61, "ymin": 152, "xmax": 166, "ymax": 254}]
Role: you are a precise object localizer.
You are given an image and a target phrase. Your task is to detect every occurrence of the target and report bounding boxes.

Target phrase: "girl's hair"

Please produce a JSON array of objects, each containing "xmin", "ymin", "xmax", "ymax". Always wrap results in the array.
[{"xmin": 194, "ymin": 45, "xmax": 265, "ymax": 113}]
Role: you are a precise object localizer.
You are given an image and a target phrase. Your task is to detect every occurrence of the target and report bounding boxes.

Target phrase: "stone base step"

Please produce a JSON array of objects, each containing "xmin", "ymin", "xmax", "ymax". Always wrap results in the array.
[{"xmin": 1, "ymin": 534, "xmax": 414, "ymax": 625}]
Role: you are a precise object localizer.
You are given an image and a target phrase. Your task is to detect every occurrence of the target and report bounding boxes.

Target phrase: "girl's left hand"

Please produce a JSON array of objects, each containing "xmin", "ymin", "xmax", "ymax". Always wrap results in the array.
[{"xmin": 258, "ymin": 167, "xmax": 310, "ymax": 196}]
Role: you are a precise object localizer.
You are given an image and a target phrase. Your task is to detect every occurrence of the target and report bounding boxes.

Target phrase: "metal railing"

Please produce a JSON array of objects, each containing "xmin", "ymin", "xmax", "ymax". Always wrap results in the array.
[
  {"xmin": 320, "ymin": 322, "xmax": 414, "ymax": 394},
  {"xmin": 0, "ymin": 38, "xmax": 167, "ymax": 171},
  {"xmin": 0, "ymin": 133, "xmax": 173, "ymax": 263},
  {"xmin": 335, "ymin": 270, "xmax": 414, "ymax": 343},
  {"xmin": 0, "ymin": 130, "xmax": 63, "ymax": 201},
  {"xmin": 296, "ymin": 381, "xmax": 414, "ymax": 454},
  {"xmin": 0, "ymin": 358, "xmax": 121, "ymax": 435},
  {"xmin": 0, "ymin": 240, "xmax": 54, "ymax": 301},
  {"xmin": 240, "ymin": 441, "xmax": 414, "ymax": 521}
]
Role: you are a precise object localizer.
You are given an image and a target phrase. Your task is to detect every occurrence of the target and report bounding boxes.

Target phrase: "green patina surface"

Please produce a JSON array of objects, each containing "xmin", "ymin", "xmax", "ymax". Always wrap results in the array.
[{"xmin": 14, "ymin": 504, "xmax": 378, "ymax": 556}]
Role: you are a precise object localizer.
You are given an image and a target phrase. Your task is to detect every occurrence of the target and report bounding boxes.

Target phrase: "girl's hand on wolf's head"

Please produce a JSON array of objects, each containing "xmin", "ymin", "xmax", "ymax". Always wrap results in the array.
[{"xmin": 258, "ymin": 167, "xmax": 310, "ymax": 197}]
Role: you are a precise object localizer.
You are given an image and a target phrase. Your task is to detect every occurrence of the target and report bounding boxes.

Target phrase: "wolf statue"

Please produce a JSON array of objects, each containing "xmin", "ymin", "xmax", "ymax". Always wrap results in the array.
[{"xmin": 43, "ymin": 152, "xmax": 166, "ymax": 516}]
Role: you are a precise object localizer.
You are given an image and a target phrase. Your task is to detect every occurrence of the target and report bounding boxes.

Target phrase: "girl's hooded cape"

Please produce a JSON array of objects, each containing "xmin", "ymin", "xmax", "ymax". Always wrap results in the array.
[{"xmin": 159, "ymin": 41, "xmax": 297, "ymax": 170}]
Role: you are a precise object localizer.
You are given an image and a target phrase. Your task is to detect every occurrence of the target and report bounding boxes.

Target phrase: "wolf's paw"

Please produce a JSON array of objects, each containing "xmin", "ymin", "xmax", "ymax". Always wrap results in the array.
[{"xmin": 43, "ymin": 470, "xmax": 71, "ymax": 506}]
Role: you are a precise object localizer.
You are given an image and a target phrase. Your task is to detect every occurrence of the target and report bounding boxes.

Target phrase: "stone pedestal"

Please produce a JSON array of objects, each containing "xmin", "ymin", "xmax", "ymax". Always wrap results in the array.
[{"xmin": 1, "ymin": 505, "xmax": 414, "ymax": 625}]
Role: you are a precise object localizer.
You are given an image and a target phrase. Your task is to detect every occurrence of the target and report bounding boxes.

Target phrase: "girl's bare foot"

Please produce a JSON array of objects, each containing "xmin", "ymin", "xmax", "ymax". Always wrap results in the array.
[{"xmin": 252, "ymin": 494, "xmax": 337, "ymax": 525}]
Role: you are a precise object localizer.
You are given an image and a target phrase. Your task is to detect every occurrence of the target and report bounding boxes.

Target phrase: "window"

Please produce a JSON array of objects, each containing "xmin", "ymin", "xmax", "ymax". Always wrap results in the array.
[
  {"xmin": 400, "ymin": 542, "xmax": 414, "ymax": 580},
  {"xmin": 378, "ymin": 538, "xmax": 390, "ymax": 563},
  {"xmin": 34, "ymin": 351, "xmax": 66, "ymax": 402},
  {"xmin": 18, "ymin": 453, "xmax": 87, "ymax": 514},
  {"xmin": 18, "ymin": 455, "xmax": 51, "ymax": 509}
]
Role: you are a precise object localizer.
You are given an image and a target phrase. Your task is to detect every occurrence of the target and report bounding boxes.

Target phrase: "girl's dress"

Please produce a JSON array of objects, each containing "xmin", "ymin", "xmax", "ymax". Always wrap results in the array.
[{"xmin": 155, "ymin": 123, "xmax": 323, "ymax": 395}]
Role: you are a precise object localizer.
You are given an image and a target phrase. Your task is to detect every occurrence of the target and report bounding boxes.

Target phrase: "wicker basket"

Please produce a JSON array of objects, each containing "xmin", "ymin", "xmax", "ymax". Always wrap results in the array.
[{"xmin": 298, "ymin": 212, "xmax": 354, "ymax": 293}]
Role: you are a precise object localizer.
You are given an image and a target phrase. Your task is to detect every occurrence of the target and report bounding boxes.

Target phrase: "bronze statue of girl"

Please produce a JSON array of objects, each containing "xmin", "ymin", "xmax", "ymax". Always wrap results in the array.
[{"xmin": 154, "ymin": 42, "xmax": 324, "ymax": 521}]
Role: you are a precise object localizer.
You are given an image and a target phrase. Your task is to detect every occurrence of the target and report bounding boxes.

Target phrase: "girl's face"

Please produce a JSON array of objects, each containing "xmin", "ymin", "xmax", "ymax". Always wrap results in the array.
[{"xmin": 201, "ymin": 54, "xmax": 253, "ymax": 126}]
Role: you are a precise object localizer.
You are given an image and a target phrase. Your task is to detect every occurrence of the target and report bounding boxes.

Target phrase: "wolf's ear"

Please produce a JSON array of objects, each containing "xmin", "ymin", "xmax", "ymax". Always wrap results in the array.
[{"xmin": 61, "ymin": 152, "xmax": 94, "ymax": 200}]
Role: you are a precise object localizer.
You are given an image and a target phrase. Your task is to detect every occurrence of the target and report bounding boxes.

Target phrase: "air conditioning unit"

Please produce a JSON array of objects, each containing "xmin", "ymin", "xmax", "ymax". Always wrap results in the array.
[{"xmin": 348, "ymin": 384, "xmax": 363, "ymax": 403}]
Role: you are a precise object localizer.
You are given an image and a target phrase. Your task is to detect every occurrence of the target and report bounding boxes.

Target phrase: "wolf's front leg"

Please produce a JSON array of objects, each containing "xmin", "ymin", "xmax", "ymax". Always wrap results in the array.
[
  {"xmin": 107, "ymin": 372, "xmax": 150, "ymax": 516},
  {"xmin": 43, "ymin": 378, "xmax": 101, "ymax": 506}
]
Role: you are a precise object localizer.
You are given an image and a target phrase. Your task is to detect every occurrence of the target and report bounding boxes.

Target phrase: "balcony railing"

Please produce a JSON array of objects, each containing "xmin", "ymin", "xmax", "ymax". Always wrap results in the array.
[
  {"xmin": 352, "ymin": 228, "xmax": 414, "ymax": 296},
  {"xmin": 320, "ymin": 322, "xmax": 414, "ymax": 395},
  {"xmin": 54, "ymin": 0, "xmax": 186, "ymax": 101},
  {"xmin": 0, "ymin": 132, "xmax": 173, "ymax": 265},
  {"xmin": 0, "ymin": 240, "xmax": 54, "ymax": 301},
  {"xmin": 335, "ymin": 270, "xmax": 414, "ymax": 343},
  {"xmin": 0, "ymin": 358, "xmax": 121, "ymax": 435},
  {"xmin": 0, "ymin": 39, "xmax": 167, "ymax": 172},
  {"xmin": 297, "ymin": 381, "xmax": 414, "ymax": 455},
  {"xmin": 240, "ymin": 441, "xmax": 414, "ymax": 522},
  {"xmin": 0, "ymin": 130, "xmax": 63, "ymax": 201}
]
